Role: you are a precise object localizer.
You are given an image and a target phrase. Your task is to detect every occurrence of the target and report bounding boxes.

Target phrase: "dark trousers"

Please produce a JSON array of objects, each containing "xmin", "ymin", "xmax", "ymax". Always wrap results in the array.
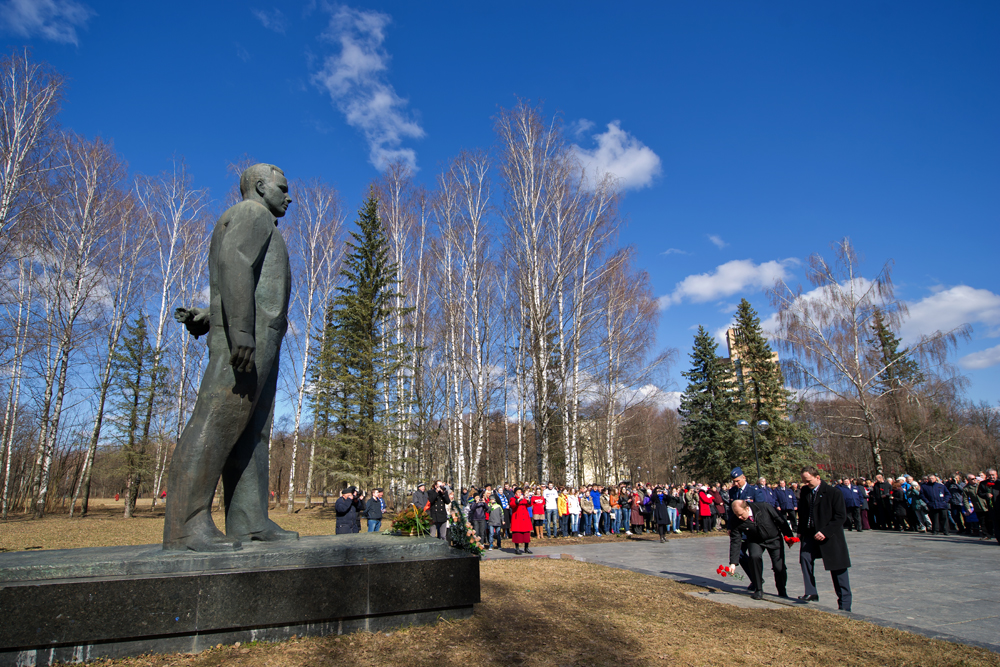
[
  {"xmin": 473, "ymin": 519, "xmax": 488, "ymax": 542},
  {"xmin": 800, "ymin": 538, "xmax": 852, "ymax": 611},
  {"xmin": 845, "ymin": 506, "xmax": 862, "ymax": 531},
  {"xmin": 928, "ymin": 508, "xmax": 949, "ymax": 535},
  {"xmin": 740, "ymin": 538, "xmax": 786, "ymax": 595},
  {"xmin": 949, "ymin": 507, "xmax": 964, "ymax": 532},
  {"xmin": 779, "ymin": 508, "xmax": 797, "ymax": 531},
  {"xmin": 503, "ymin": 508, "xmax": 512, "ymax": 537}
]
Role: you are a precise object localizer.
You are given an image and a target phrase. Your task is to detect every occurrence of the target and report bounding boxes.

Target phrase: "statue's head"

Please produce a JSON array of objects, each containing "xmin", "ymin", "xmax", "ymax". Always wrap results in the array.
[{"xmin": 240, "ymin": 163, "xmax": 291, "ymax": 218}]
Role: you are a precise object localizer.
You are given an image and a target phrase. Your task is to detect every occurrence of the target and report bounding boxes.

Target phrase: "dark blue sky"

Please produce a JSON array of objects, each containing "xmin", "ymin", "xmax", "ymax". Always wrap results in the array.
[{"xmin": 6, "ymin": 1, "xmax": 998, "ymax": 403}]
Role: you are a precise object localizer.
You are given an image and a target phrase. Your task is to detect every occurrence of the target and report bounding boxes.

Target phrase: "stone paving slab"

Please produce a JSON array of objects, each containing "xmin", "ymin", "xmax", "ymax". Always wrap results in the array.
[{"xmin": 483, "ymin": 530, "xmax": 1000, "ymax": 652}]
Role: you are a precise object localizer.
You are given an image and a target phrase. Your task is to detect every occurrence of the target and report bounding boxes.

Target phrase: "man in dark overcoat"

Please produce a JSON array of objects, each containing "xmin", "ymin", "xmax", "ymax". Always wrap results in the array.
[
  {"xmin": 728, "ymin": 499, "xmax": 793, "ymax": 599},
  {"xmin": 797, "ymin": 466, "xmax": 853, "ymax": 612}
]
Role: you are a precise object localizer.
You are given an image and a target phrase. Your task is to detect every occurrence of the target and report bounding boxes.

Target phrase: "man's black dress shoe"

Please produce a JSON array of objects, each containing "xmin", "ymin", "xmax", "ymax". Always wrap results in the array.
[
  {"xmin": 750, "ymin": 591, "xmax": 764, "ymax": 600},
  {"xmin": 798, "ymin": 594, "xmax": 819, "ymax": 602}
]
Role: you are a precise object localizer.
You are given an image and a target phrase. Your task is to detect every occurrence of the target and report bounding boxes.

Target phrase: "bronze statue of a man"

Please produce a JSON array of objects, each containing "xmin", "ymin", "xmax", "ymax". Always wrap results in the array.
[{"xmin": 164, "ymin": 163, "xmax": 298, "ymax": 551}]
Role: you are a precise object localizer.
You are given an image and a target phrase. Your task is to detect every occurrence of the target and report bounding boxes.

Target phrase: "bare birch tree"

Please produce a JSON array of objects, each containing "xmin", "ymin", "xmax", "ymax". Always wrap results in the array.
[
  {"xmin": 30, "ymin": 133, "xmax": 126, "ymax": 517},
  {"xmin": 282, "ymin": 179, "xmax": 344, "ymax": 511},
  {"xmin": 770, "ymin": 238, "xmax": 969, "ymax": 475},
  {"xmin": 0, "ymin": 49, "xmax": 61, "ymax": 263},
  {"xmin": 134, "ymin": 160, "xmax": 208, "ymax": 510},
  {"xmin": 69, "ymin": 190, "xmax": 146, "ymax": 517}
]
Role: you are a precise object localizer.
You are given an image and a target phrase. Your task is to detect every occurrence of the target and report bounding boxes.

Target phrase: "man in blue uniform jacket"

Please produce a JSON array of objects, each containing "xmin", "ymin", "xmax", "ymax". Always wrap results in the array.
[{"xmin": 776, "ymin": 480, "xmax": 798, "ymax": 531}]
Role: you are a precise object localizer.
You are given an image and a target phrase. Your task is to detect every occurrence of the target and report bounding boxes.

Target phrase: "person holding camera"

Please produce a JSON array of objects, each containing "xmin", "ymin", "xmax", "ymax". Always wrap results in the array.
[
  {"xmin": 428, "ymin": 480, "xmax": 450, "ymax": 540},
  {"xmin": 335, "ymin": 486, "xmax": 361, "ymax": 535}
]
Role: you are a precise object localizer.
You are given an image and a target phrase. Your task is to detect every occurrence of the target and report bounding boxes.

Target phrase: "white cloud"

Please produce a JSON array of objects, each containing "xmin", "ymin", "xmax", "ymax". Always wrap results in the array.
[
  {"xmin": 571, "ymin": 121, "xmax": 661, "ymax": 191},
  {"xmin": 0, "ymin": 0, "xmax": 93, "ymax": 45},
  {"xmin": 312, "ymin": 6, "xmax": 423, "ymax": 171},
  {"xmin": 661, "ymin": 248, "xmax": 688, "ymax": 256},
  {"xmin": 707, "ymin": 234, "xmax": 727, "ymax": 249},
  {"xmin": 900, "ymin": 285, "xmax": 1000, "ymax": 344},
  {"xmin": 569, "ymin": 118, "xmax": 594, "ymax": 138},
  {"xmin": 960, "ymin": 344, "xmax": 1000, "ymax": 370},
  {"xmin": 252, "ymin": 8, "xmax": 287, "ymax": 34},
  {"xmin": 658, "ymin": 259, "xmax": 796, "ymax": 309}
]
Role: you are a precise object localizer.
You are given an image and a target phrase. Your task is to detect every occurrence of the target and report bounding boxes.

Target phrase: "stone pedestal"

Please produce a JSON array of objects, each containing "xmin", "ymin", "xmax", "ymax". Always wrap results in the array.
[{"xmin": 0, "ymin": 534, "xmax": 480, "ymax": 666}]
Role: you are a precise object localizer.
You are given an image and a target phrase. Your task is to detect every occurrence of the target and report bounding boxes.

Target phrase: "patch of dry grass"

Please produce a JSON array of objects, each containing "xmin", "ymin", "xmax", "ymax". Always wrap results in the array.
[
  {"xmin": 55, "ymin": 559, "xmax": 998, "ymax": 667},
  {"xmin": 5, "ymin": 505, "xmax": 995, "ymax": 666}
]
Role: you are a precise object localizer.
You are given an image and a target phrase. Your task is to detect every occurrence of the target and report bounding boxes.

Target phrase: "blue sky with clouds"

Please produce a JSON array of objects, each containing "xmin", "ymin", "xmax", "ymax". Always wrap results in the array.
[{"xmin": 4, "ymin": 1, "xmax": 998, "ymax": 404}]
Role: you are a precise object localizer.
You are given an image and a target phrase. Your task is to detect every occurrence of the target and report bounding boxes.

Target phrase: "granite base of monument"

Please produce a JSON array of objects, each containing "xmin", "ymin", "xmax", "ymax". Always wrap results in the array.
[{"xmin": 0, "ymin": 534, "xmax": 480, "ymax": 666}]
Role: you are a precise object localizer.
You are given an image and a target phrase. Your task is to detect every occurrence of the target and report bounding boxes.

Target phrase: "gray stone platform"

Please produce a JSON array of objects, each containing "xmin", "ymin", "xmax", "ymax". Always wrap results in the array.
[
  {"xmin": 0, "ymin": 534, "xmax": 480, "ymax": 666},
  {"xmin": 485, "ymin": 530, "xmax": 1000, "ymax": 652}
]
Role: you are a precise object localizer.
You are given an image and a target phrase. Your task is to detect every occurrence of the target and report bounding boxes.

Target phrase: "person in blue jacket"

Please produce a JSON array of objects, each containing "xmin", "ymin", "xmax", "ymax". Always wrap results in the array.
[
  {"xmin": 590, "ymin": 485, "xmax": 604, "ymax": 535},
  {"xmin": 919, "ymin": 474, "xmax": 951, "ymax": 535},
  {"xmin": 775, "ymin": 479, "xmax": 798, "ymax": 531},
  {"xmin": 838, "ymin": 479, "xmax": 862, "ymax": 532},
  {"xmin": 749, "ymin": 477, "xmax": 777, "ymax": 507}
]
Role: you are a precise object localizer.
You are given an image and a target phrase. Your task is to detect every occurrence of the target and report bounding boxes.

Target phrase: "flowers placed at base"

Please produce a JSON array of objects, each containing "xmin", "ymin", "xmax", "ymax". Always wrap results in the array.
[{"xmin": 716, "ymin": 564, "xmax": 745, "ymax": 581}]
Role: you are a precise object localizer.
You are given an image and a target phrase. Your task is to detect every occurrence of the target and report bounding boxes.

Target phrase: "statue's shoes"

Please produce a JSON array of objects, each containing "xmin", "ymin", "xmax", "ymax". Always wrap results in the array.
[
  {"xmin": 165, "ymin": 534, "xmax": 243, "ymax": 552},
  {"xmin": 245, "ymin": 527, "xmax": 300, "ymax": 542}
]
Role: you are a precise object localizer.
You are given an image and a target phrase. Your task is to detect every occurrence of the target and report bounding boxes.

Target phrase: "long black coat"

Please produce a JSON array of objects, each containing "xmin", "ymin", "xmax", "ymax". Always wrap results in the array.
[
  {"xmin": 428, "ymin": 488, "xmax": 450, "ymax": 523},
  {"xmin": 797, "ymin": 481, "xmax": 851, "ymax": 571},
  {"xmin": 651, "ymin": 493, "xmax": 671, "ymax": 525},
  {"xmin": 728, "ymin": 501, "xmax": 792, "ymax": 565},
  {"xmin": 335, "ymin": 495, "xmax": 360, "ymax": 534}
]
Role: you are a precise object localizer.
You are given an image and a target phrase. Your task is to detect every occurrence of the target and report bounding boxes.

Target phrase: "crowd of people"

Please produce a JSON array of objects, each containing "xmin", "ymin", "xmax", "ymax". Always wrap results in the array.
[
  {"xmin": 322, "ymin": 466, "xmax": 998, "ymax": 615},
  {"xmin": 327, "ymin": 468, "xmax": 1000, "ymax": 552}
]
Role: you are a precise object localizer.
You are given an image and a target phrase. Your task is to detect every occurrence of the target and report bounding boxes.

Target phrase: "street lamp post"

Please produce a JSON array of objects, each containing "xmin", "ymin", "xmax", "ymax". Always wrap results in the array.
[{"xmin": 737, "ymin": 419, "xmax": 770, "ymax": 481}]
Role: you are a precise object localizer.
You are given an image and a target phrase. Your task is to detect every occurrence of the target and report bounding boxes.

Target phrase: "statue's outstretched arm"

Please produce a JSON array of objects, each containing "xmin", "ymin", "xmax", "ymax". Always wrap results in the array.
[{"xmin": 174, "ymin": 307, "xmax": 210, "ymax": 338}]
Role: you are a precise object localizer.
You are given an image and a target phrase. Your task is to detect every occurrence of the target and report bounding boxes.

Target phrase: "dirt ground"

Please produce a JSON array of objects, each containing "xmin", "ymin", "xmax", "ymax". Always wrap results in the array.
[{"xmin": 3, "ymin": 505, "xmax": 997, "ymax": 666}]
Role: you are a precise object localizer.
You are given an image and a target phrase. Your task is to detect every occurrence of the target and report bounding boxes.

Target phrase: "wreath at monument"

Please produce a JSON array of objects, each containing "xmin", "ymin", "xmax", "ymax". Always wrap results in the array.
[
  {"xmin": 448, "ymin": 501, "xmax": 485, "ymax": 558},
  {"xmin": 387, "ymin": 504, "xmax": 430, "ymax": 536}
]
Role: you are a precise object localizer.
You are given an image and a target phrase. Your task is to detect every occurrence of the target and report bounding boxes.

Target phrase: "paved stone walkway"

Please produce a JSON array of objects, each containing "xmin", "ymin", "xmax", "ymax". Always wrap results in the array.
[{"xmin": 483, "ymin": 530, "xmax": 1000, "ymax": 652}]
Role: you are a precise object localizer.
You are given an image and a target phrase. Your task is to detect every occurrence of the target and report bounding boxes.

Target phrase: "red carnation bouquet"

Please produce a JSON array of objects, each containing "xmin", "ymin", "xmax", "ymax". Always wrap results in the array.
[
  {"xmin": 716, "ymin": 564, "xmax": 745, "ymax": 581},
  {"xmin": 784, "ymin": 536, "xmax": 800, "ymax": 547}
]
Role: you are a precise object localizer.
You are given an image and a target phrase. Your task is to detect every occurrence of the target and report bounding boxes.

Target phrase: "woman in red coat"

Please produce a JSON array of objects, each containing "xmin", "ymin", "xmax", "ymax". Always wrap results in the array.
[
  {"xmin": 698, "ymin": 486, "xmax": 714, "ymax": 533},
  {"xmin": 510, "ymin": 487, "xmax": 533, "ymax": 554}
]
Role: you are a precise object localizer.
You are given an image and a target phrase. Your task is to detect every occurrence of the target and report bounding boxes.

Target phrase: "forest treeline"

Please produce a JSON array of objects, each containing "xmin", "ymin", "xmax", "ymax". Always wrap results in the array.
[
  {"xmin": 0, "ymin": 52, "xmax": 995, "ymax": 519},
  {"xmin": 0, "ymin": 51, "xmax": 675, "ymax": 518}
]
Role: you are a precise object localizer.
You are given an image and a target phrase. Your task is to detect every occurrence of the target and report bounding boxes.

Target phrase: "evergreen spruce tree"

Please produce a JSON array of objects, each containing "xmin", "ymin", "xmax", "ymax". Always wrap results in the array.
[
  {"xmin": 321, "ymin": 191, "xmax": 410, "ymax": 487},
  {"xmin": 730, "ymin": 298, "xmax": 812, "ymax": 479},
  {"xmin": 870, "ymin": 308, "xmax": 923, "ymax": 394},
  {"xmin": 678, "ymin": 326, "xmax": 741, "ymax": 482},
  {"xmin": 110, "ymin": 313, "xmax": 166, "ymax": 518},
  {"xmin": 307, "ymin": 299, "xmax": 343, "ymax": 487},
  {"xmin": 869, "ymin": 308, "xmax": 926, "ymax": 473}
]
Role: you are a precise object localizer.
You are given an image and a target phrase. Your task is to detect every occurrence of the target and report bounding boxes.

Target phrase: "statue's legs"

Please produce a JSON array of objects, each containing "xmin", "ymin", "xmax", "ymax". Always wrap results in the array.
[
  {"xmin": 163, "ymin": 346, "xmax": 255, "ymax": 551},
  {"xmin": 223, "ymin": 351, "xmax": 298, "ymax": 542}
]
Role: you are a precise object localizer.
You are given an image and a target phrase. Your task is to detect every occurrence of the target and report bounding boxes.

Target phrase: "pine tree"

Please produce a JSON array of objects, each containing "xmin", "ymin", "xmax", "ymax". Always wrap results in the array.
[
  {"xmin": 870, "ymin": 307, "xmax": 926, "ymax": 473},
  {"xmin": 678, "ymin": 326, "xmax": 741, "ymax": 482},
  {"xmin": 730, "ymin": 299, "xmax": 812, "ymax": 480},
  {"xmin": 321, "ymin": 191, "xmax": 410, "ymax": 487},
  {"xmin": 870, "ymin": 308, "xmax": 923, "ymax": 394},
  {"xmin": 110, "ymin": 313, "xmax": 166, "ymax": 518}
]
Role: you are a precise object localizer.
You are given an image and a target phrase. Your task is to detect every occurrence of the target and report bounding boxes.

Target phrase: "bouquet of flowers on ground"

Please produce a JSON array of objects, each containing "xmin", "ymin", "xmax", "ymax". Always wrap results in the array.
[
  {"xmin": 716, "ymin": 564, "xmax": 745, "ymax": 581},
  {"xmin": 386, "ymin": 504, "xmax": 430, "ymax": 536},
  {"xmin": 448, "ymin": 501, "xmax": 486, "ymax": 559},
  {"xmin": 783, "ymin": 536, "xmax": 801, "ymax": 547}
]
